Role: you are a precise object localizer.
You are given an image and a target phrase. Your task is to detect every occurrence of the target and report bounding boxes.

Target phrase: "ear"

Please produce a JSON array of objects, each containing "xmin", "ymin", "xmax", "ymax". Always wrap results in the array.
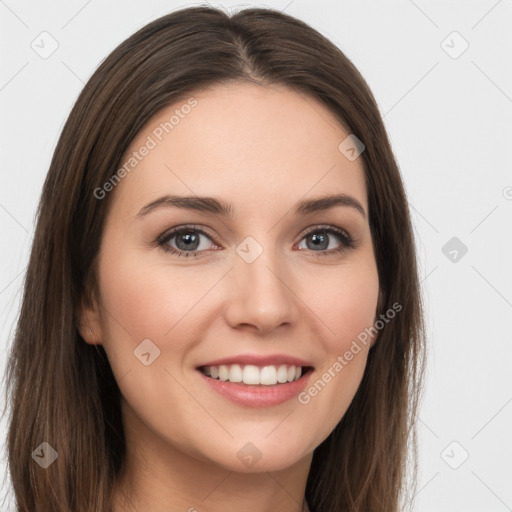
[{"xmin": 77, "ymin": 290, "xmax": 103, "ymax": 346}]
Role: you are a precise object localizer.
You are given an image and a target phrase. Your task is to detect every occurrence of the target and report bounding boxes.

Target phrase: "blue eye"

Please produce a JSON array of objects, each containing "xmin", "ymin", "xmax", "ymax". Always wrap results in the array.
[
  {"xmin": 157, "ymin": 225, "xmax": 216, "ymax": 258},
  {"xmin": 297, "ymin": 225, "xmax": 354, "ymax": 256},
  {"xmin": 157, "ymin": 224, "xmax": 354, "ymax": 258}
]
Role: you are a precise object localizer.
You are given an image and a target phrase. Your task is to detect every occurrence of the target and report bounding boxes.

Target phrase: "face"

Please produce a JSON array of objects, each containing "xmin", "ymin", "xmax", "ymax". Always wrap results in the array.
[{"xmin": 82, "ymin": 82, "xmax": 380, "ymax": 474}]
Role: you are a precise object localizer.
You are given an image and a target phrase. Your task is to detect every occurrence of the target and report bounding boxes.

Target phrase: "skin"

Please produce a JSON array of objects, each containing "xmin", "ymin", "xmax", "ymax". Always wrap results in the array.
[{"xmin": 79, "ymin": 82, "xmax": 380, "ymax": 512}]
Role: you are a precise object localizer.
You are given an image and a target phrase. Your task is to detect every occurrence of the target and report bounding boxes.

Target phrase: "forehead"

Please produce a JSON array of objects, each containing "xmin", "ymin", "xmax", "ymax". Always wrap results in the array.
[{"xmin": 110, "ymin": 82, "xmax": 367, "ymax": 218}]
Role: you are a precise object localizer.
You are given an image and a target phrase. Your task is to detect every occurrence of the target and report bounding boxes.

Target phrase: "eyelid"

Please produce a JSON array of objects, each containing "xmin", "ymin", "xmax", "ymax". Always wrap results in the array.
[
  {"xmin": 301, "ymin": 223, "xmax": 352, "ymax": 242},
  {"xmin": 156, "ymin": 224, "xmax": 218, "ymax": 246}
]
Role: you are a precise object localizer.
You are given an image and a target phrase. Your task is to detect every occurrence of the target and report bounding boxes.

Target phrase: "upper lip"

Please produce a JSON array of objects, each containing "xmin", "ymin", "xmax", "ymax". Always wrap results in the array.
[{"xmin": 197, "ymin": 353, "xmax": 314, "ymax": 368}]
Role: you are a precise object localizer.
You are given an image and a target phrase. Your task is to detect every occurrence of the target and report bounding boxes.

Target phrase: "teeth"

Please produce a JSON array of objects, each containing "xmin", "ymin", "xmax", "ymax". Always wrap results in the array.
[
  {"xmin": 201, "ymin": 364, "xmax": 305, "ymax": 385},
  {"xmin": 229, "ymin": 364, "xmax": 243, "ymax": 383},
  {"xmin": 259, "ymin": 365, "xmax": 277, "ymax": 385},
  {"xmin": 277, "ymin": 365, "xmax": 288, "ymax": 383},
  {"xmin": 218, "ymin": 365, "xmax": 229, "ymax": 381}
]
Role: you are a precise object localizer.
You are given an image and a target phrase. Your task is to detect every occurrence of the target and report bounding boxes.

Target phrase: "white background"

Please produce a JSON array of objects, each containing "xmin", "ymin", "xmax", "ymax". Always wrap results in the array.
[{"xmin": 1, "ymin": 0, "xmax": 511, "ymax": 510}]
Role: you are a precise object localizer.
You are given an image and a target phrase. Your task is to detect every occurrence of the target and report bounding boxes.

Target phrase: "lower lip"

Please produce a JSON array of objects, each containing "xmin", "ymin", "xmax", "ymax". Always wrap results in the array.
[{"xmin": 198, "ymin": 369, "xmax": 313, "ymax": 407}]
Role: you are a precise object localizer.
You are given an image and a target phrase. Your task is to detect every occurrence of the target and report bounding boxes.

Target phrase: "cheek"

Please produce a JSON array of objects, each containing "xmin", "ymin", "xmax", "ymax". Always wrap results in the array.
[
  {"xmin": 95, "ymin": 244, "xmax": 218, "ymax": 432},
  {"xmin": 306, "ymin": 258, "xmax": 380, "ymax": 352},
  {"xmin": 97, "ymin": 240, "xmax": 216, "ymax": 349},
  {"xmin": 293, "ymin": 260, "xmax": 378, "ymax": 436}
]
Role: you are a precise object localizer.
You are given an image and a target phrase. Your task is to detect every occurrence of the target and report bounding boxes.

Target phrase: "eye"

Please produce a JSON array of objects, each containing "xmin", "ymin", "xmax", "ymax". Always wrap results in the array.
[
  {"xmin": 296, "ymin": 225, "xmax": 355, "ymax": 257},
  {"xmin": 157, "ymin": 225, "xmax": 218, "ymax": 258}
]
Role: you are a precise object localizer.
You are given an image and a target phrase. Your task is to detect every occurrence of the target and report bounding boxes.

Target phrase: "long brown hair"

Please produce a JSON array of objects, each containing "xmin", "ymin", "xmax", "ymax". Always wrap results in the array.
[{"xmin": 2, "ymin": 6, "xmax": 426, "ymax": 511}]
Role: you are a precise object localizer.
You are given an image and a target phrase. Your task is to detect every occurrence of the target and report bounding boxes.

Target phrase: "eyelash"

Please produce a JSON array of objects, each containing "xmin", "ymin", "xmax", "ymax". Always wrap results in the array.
[{"xmin": 156, "ymin": 224, "xmax": 355, "ymax": 259}]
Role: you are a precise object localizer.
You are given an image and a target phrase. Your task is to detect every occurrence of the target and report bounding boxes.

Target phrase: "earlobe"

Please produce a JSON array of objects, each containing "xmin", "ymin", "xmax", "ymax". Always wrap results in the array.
[{"xmin": 77, "ymin": 297, "xmax": 103, "ymax": 345}]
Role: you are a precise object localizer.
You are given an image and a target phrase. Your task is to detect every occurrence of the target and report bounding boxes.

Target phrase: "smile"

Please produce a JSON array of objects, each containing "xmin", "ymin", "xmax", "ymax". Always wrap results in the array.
[
  {"xmin": 196, "ymin": 358, "xmax": 314, "ymax": 407},
  {"xmin": 199, "ymin": 364, "xmax": 308, "ymax": 385}
]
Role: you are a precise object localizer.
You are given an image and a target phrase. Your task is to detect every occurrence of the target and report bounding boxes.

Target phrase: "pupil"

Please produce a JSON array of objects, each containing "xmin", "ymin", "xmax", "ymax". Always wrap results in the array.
[
  {"xmin": 309, "ymin": 232, "xmax": 328, "ymax": 250},
  {"xmin": 177, "ymin": 230, "xmax": 199, "ymax": 251}
]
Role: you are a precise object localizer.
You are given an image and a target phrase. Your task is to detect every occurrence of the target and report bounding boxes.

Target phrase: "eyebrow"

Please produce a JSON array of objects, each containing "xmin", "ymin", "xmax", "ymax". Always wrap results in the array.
[{"xmin": 135, "ymin": 193, "xmax": 366, "ymax": 220}]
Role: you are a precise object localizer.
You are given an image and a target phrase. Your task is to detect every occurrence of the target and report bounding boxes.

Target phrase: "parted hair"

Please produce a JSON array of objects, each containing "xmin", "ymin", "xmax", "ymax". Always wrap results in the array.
[{"xmin": 2, "ymin": 5, "xmax": 426, "ymax": 511}]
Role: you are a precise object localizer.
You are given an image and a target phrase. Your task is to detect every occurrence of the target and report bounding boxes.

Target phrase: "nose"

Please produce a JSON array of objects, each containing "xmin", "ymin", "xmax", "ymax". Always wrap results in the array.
[{"xmin": 223, "ymin": 242, "xmax": 300, "ymax": 335}]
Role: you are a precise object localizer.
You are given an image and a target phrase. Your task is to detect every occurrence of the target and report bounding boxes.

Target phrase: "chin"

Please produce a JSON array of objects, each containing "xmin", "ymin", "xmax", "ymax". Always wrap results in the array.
[{"xmin": 198, "ymin": 435, "xmax": 313, "ymax": 473}]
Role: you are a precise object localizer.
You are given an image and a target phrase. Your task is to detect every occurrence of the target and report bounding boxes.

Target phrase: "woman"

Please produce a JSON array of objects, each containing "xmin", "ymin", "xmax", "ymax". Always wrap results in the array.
[{"xmin": 3, "ymin": 5, "xmax": 426, "ymax": 512}]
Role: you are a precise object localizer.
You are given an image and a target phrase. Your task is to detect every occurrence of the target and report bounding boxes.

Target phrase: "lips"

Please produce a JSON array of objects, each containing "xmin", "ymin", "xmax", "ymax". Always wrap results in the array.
[
  {"xmin": 197, "ymin": 353, "xmax": 313, "ymax": 368},
  {"xmin": 197, "ymin": 367, "xmax": 314, "ymax": 408},
  {"xmin": 196, "ymin": 353, "xmax": 314, "ymax": 406}
]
